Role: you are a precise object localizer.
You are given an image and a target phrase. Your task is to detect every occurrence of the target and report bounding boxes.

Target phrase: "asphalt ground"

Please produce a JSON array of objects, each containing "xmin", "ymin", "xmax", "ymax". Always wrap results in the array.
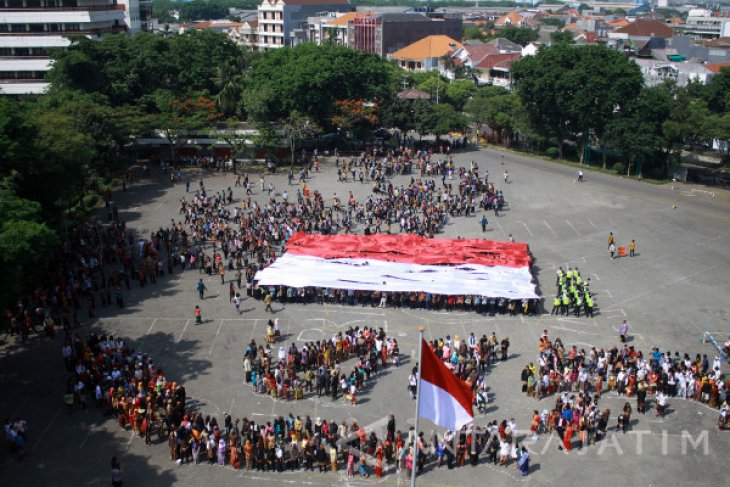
[{"xmin": 2, "ymin": 146, "xmax": 730, "ymax": 487}]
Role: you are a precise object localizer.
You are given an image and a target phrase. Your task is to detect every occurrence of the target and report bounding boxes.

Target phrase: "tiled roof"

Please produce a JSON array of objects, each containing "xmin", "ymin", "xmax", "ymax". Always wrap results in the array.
[
  {"xmin": 328, "ymin": 12, "xmax": 362, "ymax": 27},
  {"xmin": 706, "ymin": 62, "xmax": 730, "ymax": 74},
  {"xmin": 705, "ymin": 37, "xmax": 730, "ymax": 48},
  {"xmin": 475, "ymin": 52, "xmax": 521, "ymax": 70},
  {"xmin": 615, "ymin": 19, "xmax": 674, "ymax": 38},
  {"xmin": 391, "ymin": 35, "xmax": 462, "ymax": 61},
  {"xmin": 607, "ymin": 19, "xmax": 630, "ymax": 28},
  {"xmin": 495, "ymin": 11, "xmax": 523, "ymax": 26},
  {"xmin": 191, "ymin": 21, "xmax": 244, "ymax": 29},
  {"xmin": 457, "ymin": 43, "xmax": 499, "ymax": 65},
  {"xmin": 397, "ymin": 88, "xmax": 431, "ymax": 100},
  {"xmin": 283, "ymin": 0, "xmax": 351, "ymax": 4}
]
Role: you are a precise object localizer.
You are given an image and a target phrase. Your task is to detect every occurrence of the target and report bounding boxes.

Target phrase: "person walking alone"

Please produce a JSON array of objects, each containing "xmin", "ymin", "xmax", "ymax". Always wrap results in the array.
[
  {"xmin": 619, "ymin": 320, "xmax": 629, "ymax": 343},
  {"xmin": 111, "ymin": 457, "xmax": 122, "ymax": 487},
  {"xmin": 481, "ymin": 215, "xmax": 489, "ymax": 233},
  {"xmin": 197, "ymin": 279, "xmax": 207, "ymax": 299}
]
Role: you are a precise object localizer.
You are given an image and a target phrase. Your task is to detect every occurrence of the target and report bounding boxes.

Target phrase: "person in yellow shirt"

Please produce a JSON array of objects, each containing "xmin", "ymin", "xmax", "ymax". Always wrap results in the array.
[{"xmin": 629, "ymin": 239, "xmax": 636, "ymax": 257}]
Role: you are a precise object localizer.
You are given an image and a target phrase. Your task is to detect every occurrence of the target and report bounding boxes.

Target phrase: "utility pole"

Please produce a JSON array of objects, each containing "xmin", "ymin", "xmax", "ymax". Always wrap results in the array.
[{"xmin": 436, "ymin": 75, "xmax": 440, "ymax": 104}]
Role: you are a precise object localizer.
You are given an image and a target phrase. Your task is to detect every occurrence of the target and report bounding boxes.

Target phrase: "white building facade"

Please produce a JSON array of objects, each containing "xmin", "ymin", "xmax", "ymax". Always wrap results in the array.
[
  {"xmin": 256, "ymin": 0, "xmax": 353, "ymax": 50},
  {"xmin": 0, "ymin": 0, "xmax": 151, "ymax": 95}
]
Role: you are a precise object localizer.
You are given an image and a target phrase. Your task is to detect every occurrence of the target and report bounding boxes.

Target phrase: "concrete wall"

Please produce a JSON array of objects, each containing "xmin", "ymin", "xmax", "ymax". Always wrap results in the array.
[{"xmin": 380, "ymin": 17, "xmax": 462, "ymax": 57}]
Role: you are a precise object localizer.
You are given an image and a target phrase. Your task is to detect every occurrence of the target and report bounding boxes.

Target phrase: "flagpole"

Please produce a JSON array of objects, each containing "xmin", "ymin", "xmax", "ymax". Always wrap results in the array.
[{"xmin": 411, "ymin": 325, "xmax": 425, "ymax": 487}]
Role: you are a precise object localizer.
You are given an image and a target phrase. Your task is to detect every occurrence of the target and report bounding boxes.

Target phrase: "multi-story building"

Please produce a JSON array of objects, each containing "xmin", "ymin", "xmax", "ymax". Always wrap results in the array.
[
  {"xmin": 228, "ymin": 19, "xmax": 259, "ymax": 51},
  {"xmin": 349, "ymin": 12, "xmax": 462, "ymax": 58},
  {"xmin": 0, "ymin": 0, "xmax": 149, "ymax": 95},
  {"xmin": 678, "ymin": 9, "xmax": 730, "ymax": 39},
  {"xmin": 256, "ymin": 0, "xmax": 353, "ymax": 50}
]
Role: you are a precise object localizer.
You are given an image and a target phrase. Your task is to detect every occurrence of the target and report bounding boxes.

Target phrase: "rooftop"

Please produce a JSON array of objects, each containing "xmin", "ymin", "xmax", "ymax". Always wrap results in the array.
[
  {"xmin": 615, "ymin": 19, "xmax": 674, "ymax": 38},
  {"xmin": 391, "ymin": 35, "xmax": 462, "ymax": 61}
]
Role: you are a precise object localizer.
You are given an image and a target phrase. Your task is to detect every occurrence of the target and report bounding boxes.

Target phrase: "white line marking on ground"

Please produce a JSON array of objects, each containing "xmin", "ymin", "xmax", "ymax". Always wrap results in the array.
[
  {"xmin": 603, "ymin": 266, "xmax": 713, "ymax": 311},
  {"xmin": 11, "ymin": 397, "xmax": 29, "ymax": 418},
  {"xmin": 79, "ymin": 426, "xmax": 94, "ymax": 450},
  {"xmin": 620, "ymin": 309, "xmax": 627, "ymax": 317},
  {"xmin": 177, "ymin": 319, "xmax": 191, "ymax": 343},
  {"xmin": 33, "ymin": 407, "xmax": 62, "ymax": 450},
  {"xmin": 321, "ymin": 307, "xmax": 384, "ymax": 316},
  {"xmin": 591, "ymin": 273, "xmax": 601, "ymax": 281},
  {"xmin": 494, "ymin": 217, "xmax": 507, "ymax": 238},
  {"xmin": 521, "ymin": 221, "xmax": 533, "ymax": 237},
  {"xmin": 208, "ymin": 320, "xmax": 225, "ymax": 356},
  {"xmin": 588, "ymin": 219, "xmax": 599, "ymax": 231},
  {"xmin": 146, "ymin": 318, "xmax": 158, "ymax": 336},
  {"xmin": 297, "ymin": 329, "xmax": 325, "ymax": 341},
  {"xmin": 566, "ymin": 219, "xmax": 581, "ymax": 237},
  {"xmin": 543, "ymin": 219, "xmax": 557, "ymax": 237}
]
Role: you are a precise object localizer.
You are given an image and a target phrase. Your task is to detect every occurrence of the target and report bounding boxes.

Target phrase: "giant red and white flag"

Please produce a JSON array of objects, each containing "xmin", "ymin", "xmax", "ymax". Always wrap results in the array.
[
  {"xmin": 418, "ymin": 338, "xmax": 474, "ymax": 430},
  {"xmin": 255, "ymin": 233, "xmax": 537, "ymax": 298}
]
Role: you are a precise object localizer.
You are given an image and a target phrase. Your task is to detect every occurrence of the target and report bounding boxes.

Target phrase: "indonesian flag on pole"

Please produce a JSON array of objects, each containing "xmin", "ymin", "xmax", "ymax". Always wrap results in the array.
[
  {"xmin": 255, "ymin": 233, "xmax": 537, "ymax": 299},
  {"xmin": 418, "ymin": 338, "xmax": 474, "ymax": 431}
]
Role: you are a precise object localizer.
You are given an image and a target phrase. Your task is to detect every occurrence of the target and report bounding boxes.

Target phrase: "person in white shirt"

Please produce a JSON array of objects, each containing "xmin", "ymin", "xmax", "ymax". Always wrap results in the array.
[{"xmin": 656, "ymin": 392, "xmax": 668, "ymax": 417}]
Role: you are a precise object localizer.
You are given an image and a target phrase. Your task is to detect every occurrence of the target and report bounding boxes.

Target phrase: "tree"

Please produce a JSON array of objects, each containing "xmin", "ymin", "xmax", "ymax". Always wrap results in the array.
[
  {"xmin": 243, "ymin": 44, "xmax": 397, "ymax": 128},
  {"xmin": 282, "ymin": 111, "xmax": 317, "ymax": 167},
  {"xmin": 445, "ymin": 79, "xmax": 477, "ymax": 111},
  {"xmin": 331, "ymin": 99, "xmax": 379, "ymax": 142},
  {"xmin": 379, "ymin": 97, "xmax": 424, "ymax": 143},
  {"xmin": 702, "ymin": 67, "xmax": 730, "ymax": 114},
  {"xmin": 606, "ymin": 85, "xmax": 673, "ymax": 177},
  {"xmin": 179, "ymin": 0, "xmax": 229, "ymax": 21},
  {"xmin": 498, "ymin": 25, "xmax": 539, "ymax": 46},
  {"xmin": 251, "ymin": 123, "xmax": 280, "ymax": 162},
  {"xmin": 0, "ymin": 189, "xmax": 59, "ymax": 306},
  {"xmin": 464, "ymin": 95, "xmax": 490, "ymax": 141},
  {"xmin": 551, "ymin": 30, "xmax": 574, "ymax": 45},
  {"xmin": 422, "ymin": 104, "xmax": 468, "ymax": 143},
  {"xmin": 47, "ymin": 30, "xmax": 245, "ymax": 109},
  {"xmin": 155, "ymin": 93, "xmax": 223, "ymax": 166},
  {"xmin": 465, "ymin": 86, "xmax": 519, "ymax": 144},
  {"xmin": 704, "ymin": 112, "xmax": 730, "ymax": 158},
  {"xmin": 40, "ymin": 91, "xmax": 150, "ymax": 176},
  {"xmin": 463, "ymin": 26, "xmax": 486, "ymax": 41},
  {"xmin": 512, "ymin": 43, "xmax": 643, "ymax": 162},
  {"xmin": 212, "ymin": 117, "xmax": 250, "ymax": 173},
  {"xmin": 538, "ymin": 17, "xmax": 565, "ymax": 28}
]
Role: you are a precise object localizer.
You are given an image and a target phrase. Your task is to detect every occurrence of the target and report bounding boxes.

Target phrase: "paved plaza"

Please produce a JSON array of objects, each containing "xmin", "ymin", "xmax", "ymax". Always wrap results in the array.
[{"xmin": 2, "ymin": 146, "xmax": 730, "ymax": 486}]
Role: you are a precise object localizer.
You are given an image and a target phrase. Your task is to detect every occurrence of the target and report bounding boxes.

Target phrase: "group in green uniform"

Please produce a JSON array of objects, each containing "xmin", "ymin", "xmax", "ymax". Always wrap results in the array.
[{"xmin": 551, "ymin": 267, "xmax": 595, "ymax": 317}]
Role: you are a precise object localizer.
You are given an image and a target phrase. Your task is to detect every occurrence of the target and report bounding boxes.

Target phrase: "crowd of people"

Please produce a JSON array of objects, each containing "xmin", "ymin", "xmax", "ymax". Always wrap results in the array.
[
  {"xmin": 167, "ymin": 149, "xmax": 540, "ymax": 316},
  {"xmin": 519, "ymin": 329, "xmax": 729, "ymax": 448},
  {"xmin": 244, "ymin": 323, "xmax": 399, "ymax": 406},
  {"xmin": 550, "ymin": 267, "xmax": 596, "ymax": 317},
  {"xmin": 415, "ymin": 333, "xmax": 510, "ymax": 414}
]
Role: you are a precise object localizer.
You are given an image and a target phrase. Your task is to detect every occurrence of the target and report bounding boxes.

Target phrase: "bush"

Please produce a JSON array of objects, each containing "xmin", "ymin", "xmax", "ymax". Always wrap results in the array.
[
  {"xmin": 83, "ymin": 194, "xmax": 99, "ymax": 208},
  {"xmin": 613, "ymin": 162, "xmax": 625, "ymax": 174},
  {"xmin": 545, "ymin": 147, "xmax": 559, "ymax": 158}
]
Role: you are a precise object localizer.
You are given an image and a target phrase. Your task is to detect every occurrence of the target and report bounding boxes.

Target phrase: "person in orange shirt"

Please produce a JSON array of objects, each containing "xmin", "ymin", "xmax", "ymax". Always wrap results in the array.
[{"xmin": 194, "ymin": 305, "xmax": 202, "ymax": 325}]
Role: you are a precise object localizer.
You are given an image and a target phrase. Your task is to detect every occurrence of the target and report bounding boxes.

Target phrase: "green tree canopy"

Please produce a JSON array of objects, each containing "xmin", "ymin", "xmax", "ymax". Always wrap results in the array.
[
  {"xmin": 243, "ymin": 43, "xmax": 398, "ymax": 128},
  {"xmin": 512, "ymin": 43, "xmax": 643, "ymax": 160},
  {"xmin": 550, "ymin": 30, "xmax": 574, "ymax": 45},
  {"xmin": 179, "ymin": 0, "xmax": 229, "ymax": 21},
  {"xmin": 463, "ymin": 26, "xmax": 487, "ymax": 41},
  {"xmin": 47, "ymin": 30, "xmax": 244, "ymax": 109},
  {"xmin": 498, "ymin": 25, "xmax": 539, "ymax": 46}
]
